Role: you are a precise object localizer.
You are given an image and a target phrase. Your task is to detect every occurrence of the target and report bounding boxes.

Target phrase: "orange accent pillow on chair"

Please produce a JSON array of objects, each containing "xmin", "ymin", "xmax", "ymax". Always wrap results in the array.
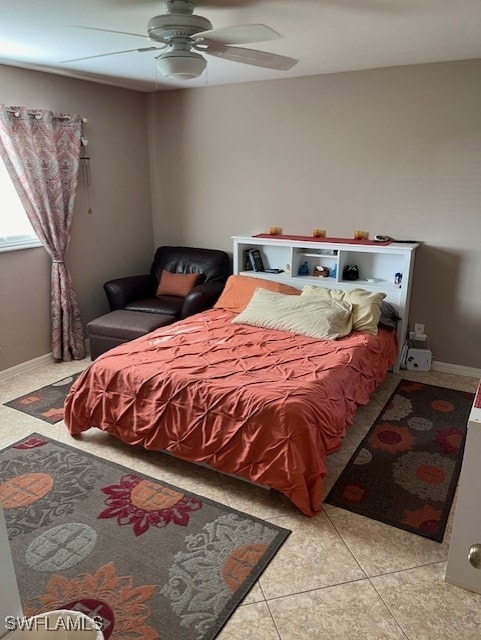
[{"xmin": 156, "ymin": 270, "xmax": 199, "ymax": 298}]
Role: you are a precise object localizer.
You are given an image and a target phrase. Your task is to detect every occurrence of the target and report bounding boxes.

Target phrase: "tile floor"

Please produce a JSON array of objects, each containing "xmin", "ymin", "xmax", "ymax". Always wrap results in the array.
[{"xmin": 1, "ymin": 359, "xmax": 480, "ymax": 640}]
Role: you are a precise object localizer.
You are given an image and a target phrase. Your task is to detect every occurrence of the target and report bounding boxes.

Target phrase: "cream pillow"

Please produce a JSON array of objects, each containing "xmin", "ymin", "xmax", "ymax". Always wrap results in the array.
[
  {"xmin": 232, "ymin": 288, "xmax": 353, "ymax": 340},
  {"xmin": 301, "ymin": 285, "xmax": 385, "ymax": 335}
]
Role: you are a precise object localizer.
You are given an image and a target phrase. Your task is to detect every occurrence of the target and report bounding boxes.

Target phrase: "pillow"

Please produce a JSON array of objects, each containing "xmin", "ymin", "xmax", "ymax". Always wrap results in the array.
[
  {"xmin": 156, "ymin": 270, "xmax": 199, "ymax": 298},
  {"xmin": 379, "ymin": 301, "xmax": 401, "ymax": 331},
  {"xmin": 232, "ymin": 288, "xmax": 353, "ymax": 340},
  {"xmin": 301, "ymin": 285, "xmax": 385, "ymax": 335},
  {"xmin": 214, "ymin": 274, "xmax": 301, "ymax": 313}
]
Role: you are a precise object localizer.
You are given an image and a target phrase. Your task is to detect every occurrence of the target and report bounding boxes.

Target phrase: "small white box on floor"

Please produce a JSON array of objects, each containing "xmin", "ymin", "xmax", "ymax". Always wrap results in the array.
[{"xmin": 405, "ymin": 339, "xmax": 432, "ymax": 371}]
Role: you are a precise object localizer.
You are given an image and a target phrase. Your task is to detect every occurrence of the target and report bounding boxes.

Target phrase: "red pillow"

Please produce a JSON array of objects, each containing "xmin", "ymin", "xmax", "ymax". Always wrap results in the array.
[
  {"xmin": 156, "ymin": 270, "xmax": 199, "ymax": 298},
  {"xmin": 214, "ymin": 274, "xmax": 301, "ymax": 313}
]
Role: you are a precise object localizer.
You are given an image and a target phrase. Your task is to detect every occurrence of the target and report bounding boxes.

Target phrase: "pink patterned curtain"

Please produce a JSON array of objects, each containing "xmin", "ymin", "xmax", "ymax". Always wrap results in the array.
[{"xmin": 0, "ymin": 104, "xmax": 85, "ymax": 361}]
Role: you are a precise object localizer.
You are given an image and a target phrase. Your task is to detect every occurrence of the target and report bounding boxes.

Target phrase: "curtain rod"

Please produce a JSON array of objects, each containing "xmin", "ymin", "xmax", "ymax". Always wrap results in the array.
[{"xmin": 6, "ymin": 108, "xmax": 87, "ymax": 124}]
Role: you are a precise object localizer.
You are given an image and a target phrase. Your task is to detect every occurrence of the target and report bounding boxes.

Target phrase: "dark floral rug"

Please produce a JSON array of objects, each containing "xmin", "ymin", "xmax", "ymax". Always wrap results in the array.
[
  {"xmin": 4, "ymin": 372, "xmax": 82, "ymax": 424},
  {"xmin": 1, "ymin": 434, "xmax": 289, "ymax": 639},
  {"xmin": 325, "ymin": 381, "xmax": 474, "ymax": 542}
]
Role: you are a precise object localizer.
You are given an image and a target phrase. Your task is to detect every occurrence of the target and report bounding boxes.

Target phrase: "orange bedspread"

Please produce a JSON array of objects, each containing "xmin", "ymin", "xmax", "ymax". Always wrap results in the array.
[{"xmin": 65, "ymin": 308, "xmax": 398, "ymax": 516}]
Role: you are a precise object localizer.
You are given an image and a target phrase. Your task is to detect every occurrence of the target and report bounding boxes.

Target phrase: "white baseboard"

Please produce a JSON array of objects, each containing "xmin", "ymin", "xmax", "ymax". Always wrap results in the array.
[
  {"xmin": 0, "ymin": 353, "xmax": 55, "ymax": 383},
  {"xmin": 432, "ymin": 360, "xmax": 481, "ymax": 380},
  {"xmin": 0, "ymin": 340, "xmax": 90, "ymax": 384}
]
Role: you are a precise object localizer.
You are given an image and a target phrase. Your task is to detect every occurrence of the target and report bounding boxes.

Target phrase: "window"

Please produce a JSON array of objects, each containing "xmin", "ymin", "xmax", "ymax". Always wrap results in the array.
[{"xmin": 0, "ymin": 156, "xmax": 41, "ymax": 252}]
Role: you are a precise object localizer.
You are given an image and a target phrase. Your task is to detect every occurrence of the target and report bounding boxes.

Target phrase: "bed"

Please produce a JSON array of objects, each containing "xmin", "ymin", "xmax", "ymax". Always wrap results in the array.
[{"xmin": 64, "ymin": 275, "xmax": 398, "ymax": 517}]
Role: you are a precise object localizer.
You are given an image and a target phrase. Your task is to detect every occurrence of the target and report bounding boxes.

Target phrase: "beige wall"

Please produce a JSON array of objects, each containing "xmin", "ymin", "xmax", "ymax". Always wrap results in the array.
[
  {"xmin": 147, "ymin": 60, "xmax": 481, "ymax": 369},
  {"xmin": 0, "ymin": 66, "xmax": 154, "ymax": 370},
  {"xmin": 2, "ymin": 60, "xmax": 480, "ymax": 371}
]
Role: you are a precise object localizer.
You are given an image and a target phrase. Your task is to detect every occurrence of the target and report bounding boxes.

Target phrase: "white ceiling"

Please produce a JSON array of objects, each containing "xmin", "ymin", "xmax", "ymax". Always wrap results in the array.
[{"xmin": 1, "ymin": 0, "xmax": 481, "ymax": 92}]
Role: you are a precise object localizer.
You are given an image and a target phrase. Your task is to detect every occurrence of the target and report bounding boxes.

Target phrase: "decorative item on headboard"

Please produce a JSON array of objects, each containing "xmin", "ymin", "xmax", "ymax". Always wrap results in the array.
[
  {"xmin": 342, "ymin": 265, "xmax": 359, "ymax": 281},
  {"xmin": 354, "ymin": 230, "xmax": 369, "ymax": 240},
  {"xmin": 244, "ymin": 250, "xmax": 253, "ymax": 271},
  {"xmin": 246, "ymin": 248, "xmax": 265, "ymax": 272},
  {"xmin": 313, "ymin": 266, "xmax": 330, "ymax": 277},
  {"xmin": 298, "ymin": 261, "xmax": 309, "ymax": 276}
]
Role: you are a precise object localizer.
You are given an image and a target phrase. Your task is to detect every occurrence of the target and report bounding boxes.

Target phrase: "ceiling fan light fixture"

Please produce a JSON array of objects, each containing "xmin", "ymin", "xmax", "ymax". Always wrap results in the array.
[
  {"xmin": 64, "ymin": 1, "xmax": 296, "ymax": 81},
  {"xmin": 156, "ymin": 49, "xmax": 206, "ymax": 80}
]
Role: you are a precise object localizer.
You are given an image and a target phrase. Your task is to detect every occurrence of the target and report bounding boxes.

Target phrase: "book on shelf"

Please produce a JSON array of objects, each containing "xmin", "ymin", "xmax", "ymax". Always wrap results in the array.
[{"xmin": 245, "ymin": 249, "xmax": 265, "ymax": 272}]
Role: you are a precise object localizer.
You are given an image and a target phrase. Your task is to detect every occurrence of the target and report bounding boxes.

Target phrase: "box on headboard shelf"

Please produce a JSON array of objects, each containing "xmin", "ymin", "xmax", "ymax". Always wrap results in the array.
[{"xmin": 312, "ymin": 266, "xmax": 330, "ymax": 278}]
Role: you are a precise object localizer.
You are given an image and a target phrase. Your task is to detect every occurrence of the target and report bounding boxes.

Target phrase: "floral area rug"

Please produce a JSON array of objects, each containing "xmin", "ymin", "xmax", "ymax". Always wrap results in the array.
[
  {"xmin": 325, "ymin": 381, "xmax": 474, "ymax": 542},
  {"xmin": 4, "ymin": 373, "xmax": 82, "ymax": 424},
  {"xmin": 1, "ymin": 434, "xmax": 290, "ymax": 639}
]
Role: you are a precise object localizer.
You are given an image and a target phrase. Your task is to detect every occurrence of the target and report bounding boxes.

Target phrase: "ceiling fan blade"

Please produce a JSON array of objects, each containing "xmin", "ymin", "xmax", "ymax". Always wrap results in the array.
[
  {"xmin": 206, "ymin": 45, "xmax": 298, "ymax": 71},
  {"xmin": 193, "ymin": 24, "xmax": 281, "ymax": 46},
  {"xmin": 60, "ymin": 46, "xmax": 164, "ymax": 64},
  {"xmin": 71, "ymin": 25, "xmax": 147, "ymax": 39}
]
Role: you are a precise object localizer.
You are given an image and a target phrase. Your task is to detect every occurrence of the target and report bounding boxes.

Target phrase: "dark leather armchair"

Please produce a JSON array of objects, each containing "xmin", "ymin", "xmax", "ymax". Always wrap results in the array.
[{"xmin": 104, "ymin": 246, "xmax": 231, "ymax": 320}]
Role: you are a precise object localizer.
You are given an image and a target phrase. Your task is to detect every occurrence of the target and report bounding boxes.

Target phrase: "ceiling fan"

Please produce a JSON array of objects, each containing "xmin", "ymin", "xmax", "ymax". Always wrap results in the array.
[{"xmin": 63, "ymin": 0, "xmax": 298, "ymax": 81}]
